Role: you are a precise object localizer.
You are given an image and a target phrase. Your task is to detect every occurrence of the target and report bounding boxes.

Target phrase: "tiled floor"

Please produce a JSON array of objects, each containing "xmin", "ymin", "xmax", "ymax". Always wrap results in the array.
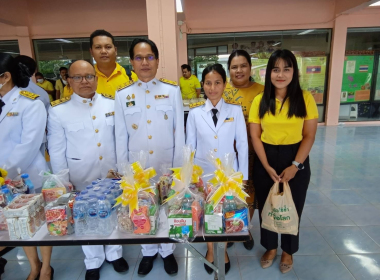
[{"xmin": 3, "ymin": 125, "xmax": 380, "ymax": 280}]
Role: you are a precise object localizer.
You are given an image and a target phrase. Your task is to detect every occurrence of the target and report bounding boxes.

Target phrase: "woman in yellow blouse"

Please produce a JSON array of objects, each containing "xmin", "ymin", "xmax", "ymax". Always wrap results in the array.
[
  {"xmin": 224, "ymin": 50, "xmax": 264, "ymax": 250},
  {"xmin": 249, "ymin": 49, "xmax": 318, "ymax": 273}
]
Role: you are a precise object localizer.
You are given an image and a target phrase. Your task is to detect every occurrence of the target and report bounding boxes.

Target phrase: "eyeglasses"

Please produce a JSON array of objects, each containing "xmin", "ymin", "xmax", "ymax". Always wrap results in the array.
[
  {"xmin": 68, "ymin": 75, "xmax": 96, "ymax": 83},
  {"xmin": 133, "ymin": 55, "xmax": 156, "ymax": 62}
]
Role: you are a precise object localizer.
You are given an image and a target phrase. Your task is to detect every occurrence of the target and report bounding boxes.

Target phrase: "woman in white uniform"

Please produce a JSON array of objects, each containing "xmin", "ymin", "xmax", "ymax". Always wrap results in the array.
[
  {"xmin": 0, "ymin": 53, "xmax": 53, "ymax": 280},
  {"xmin": 186, "ymin": 64, "xmax": 249, "ymax": 274}
]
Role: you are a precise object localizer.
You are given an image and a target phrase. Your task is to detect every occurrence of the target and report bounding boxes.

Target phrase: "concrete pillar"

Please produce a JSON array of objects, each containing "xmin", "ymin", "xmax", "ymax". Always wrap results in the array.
[
  {"xmin": 177, "ymin": 22, "xmax": 188, "ymax": 80},
  {"xmin": 325, "ymin": 16, "xmax": 348, "ymax": 125},
  {"xmin": 16, "ymin": 26, "xmax": 34, "ymax": 58},
  {"xmin": 146, "ymin": 0, "xmax": 179, "ymax": 82}
]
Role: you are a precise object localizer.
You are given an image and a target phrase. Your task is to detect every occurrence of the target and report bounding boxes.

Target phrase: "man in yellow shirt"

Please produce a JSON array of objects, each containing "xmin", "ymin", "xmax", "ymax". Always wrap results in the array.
[
  {"xmin": 179, "ymin": 64, "xmax": 201, "ymax": 99},
  {"xmin": 55, "ymin": 67, "xmax": 69, "ymax": 99},
  {"xmin": 35, "ymin": 72, "xmax": 54, "ymax": 101},
  {"xmin": 90, "ymin": 30, "xmax": 137, "ymax": 97}
]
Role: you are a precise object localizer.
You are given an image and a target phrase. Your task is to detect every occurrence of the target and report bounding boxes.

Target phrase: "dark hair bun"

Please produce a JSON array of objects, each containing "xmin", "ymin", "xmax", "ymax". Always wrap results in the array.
[{"xmin": 15, "ymin": 62, "xmax": 30, "ymax": 88}]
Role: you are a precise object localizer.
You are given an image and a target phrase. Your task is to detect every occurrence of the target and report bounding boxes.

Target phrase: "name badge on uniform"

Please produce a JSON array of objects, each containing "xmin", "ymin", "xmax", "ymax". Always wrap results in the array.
[
  {"xmin": 224, "ymin": 117, "xmax": 234, "ymax": 122},
  {"xmin": 7, "ymin": 112, "xmax": 19, "ymax": 117},
  {"xmin": 126, "ymin": 101, "xmax": 135, "ymax": 107},
  {"xmin": 155, "ymin": 95, "xmax": 169, "ymax": 99},
  {"xmin": 105, "ymin": 112, "xmax": 115, "ymax": 117}
]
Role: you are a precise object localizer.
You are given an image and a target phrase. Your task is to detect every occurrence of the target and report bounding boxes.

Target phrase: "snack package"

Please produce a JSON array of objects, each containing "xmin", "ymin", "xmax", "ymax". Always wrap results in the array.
[
  {"xmin": 0, "ymin": 209, "xmax": 8, "ymax": 231},
  {"xmin": 157, "ymin": 164, "xmax": 173, "ymax": 203},
  {"xmin": 116, "ymin": 151, "xmax": 158, "ymax": 235},
  {"xmin": 205, "ymin": 152, "xmax": 250, "ymax": 235},
  {"xmin": 45, "ymin": 194, "xmax": 75, "ymax": 236},
  {"xmin": 40, "ymin": 170, "xmax": 74, "ymax": 203},
  {"xmin": 164, "ymin": 146, "xmax": 204, "ymax": 241}
]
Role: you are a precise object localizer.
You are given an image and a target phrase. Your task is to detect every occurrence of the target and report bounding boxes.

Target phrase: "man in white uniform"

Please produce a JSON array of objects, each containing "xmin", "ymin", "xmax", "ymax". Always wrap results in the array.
[
  {"xmin": 115, "ymin": 38, "xmax": 185, "ymax": 275},
  {"xmin": 47, "ymin": 60, "xmax": 128, "ymax": 280}
]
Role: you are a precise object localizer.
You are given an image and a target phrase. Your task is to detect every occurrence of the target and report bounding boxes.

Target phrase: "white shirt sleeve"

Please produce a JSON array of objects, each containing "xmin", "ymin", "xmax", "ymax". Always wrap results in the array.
[
  {"xmin": 115, "ymin": 91, "xmax": 130, "ymax": 168},
  {"xmin": 235, "ymin": 107, "xmax": 249, "ymax": 180},
  {"xmin": 173, "ymin": 87, "xmax": 185, "ymax": 167}
]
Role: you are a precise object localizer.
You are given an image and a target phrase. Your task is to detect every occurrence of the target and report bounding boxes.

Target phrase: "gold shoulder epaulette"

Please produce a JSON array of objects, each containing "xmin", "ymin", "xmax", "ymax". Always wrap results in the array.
[
  {"xmin": 51, "ymin": 96, "xmax": 71, "ymax": 107},
  {"xmin": 159, "ymin": 78, "xmax": 178, "ymax": 86},
  {"xmin": 101, "ymin": 93, "xmax": 115, "ymax": 100},
  {"xmin": 117, "ymin": 81, "xmax": 134, "ymax": 92},
  {"xmin": 20, "ymin": 90, "xmax": 39, "ymax": 100},
  {"xmin": 225, "ymin": 99, "xmax": 241, "ymax": 106},
  {"xmin": 189, "ymin": 101, "xmax": 205, "ymax": 109}
]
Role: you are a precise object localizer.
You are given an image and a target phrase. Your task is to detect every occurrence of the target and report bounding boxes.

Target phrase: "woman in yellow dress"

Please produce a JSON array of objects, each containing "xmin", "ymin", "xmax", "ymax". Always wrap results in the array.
[{"xmin": 223, "ymin": 50, "xmax": 264, "ymax": 250}]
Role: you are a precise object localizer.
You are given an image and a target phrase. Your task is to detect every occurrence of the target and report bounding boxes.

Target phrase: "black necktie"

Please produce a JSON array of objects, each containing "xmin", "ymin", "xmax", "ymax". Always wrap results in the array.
[
  {"xmin": 0, "ymin": 99, "xmax": 4, "ymax": 115},
  {"xmin": 212, "ymin": 108, "xmax": 218, "ymax": 127}
]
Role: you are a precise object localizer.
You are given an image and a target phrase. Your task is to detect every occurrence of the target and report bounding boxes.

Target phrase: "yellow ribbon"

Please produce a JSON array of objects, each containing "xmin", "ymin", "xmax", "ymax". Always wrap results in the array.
[
  {"xmin": 115, "ymin": 162, "xmax": 156, "ymax": 216},
  {"xmin": 207, "ymin": 163, "xmax": 249, "ymax": 209}
]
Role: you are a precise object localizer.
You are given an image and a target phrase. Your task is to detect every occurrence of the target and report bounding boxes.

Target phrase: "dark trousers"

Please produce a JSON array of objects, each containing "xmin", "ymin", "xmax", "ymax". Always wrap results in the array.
[{"xmin": 253, "ymin": 142, "xmax": 310, "ymax": 255}]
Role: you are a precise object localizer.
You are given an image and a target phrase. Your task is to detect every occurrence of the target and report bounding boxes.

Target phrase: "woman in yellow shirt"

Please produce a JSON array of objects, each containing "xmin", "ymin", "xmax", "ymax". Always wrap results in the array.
[
  {"xmin": 224, "ymin": 50, "xmax": 264, "ymax": 250},
  {"xmin": 249, "ymin": 49, "xmax": 318, "ymax": 273}
]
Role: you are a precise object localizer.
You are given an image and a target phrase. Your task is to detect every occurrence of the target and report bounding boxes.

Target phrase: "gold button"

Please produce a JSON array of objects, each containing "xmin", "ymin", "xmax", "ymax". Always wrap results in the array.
[
  {"xmin": 89, "ymin": 103, "xmax": 93, "ymax": 107},
  {"xmin": 214, "ymin": 149, "xmax": 218, "ymax": 152},
  {"xmin": 83, "ymin": 100, "xmax": 87, "ymax": 103},
  {"xmin": 138, "ymin": 83, "xmax": 142, "ymax": 86},
  {"xmin": 153, "ymin": 81, "xmax": 156, "ymax": 85},
  {"xmin": 95, "ymin": 129, "xmax": 99, "ymax": 133},
  {"xmin": 92, "ymin": 116, "xmax": 96, "ymax": 120},
  {"xmin": 97, "ymin": 143, "xmax": 101, "ymax": 147},
  {"xmin": 99, "ymin": 156, "xmax": 103, "ymax": 160},
  {"xmin": 147, "ymin": 105, "xmax": 151, "ymax": 109},
  {"xmin": 214, "ymin": 135, "xmax": 218, "ymax": 139},
  {"xmin": 148, "ymin": 135, "xmax": 152, "ymax": 139},
  {"xmin": 147, "ymin": 120, "xmax": 151, "ymax": 124},
  {"xmin": 146, "ymin": 90, "xmax": 150, "ymax": 94},
  {"xmin": 149, "ymin": 150, "xmax": 153, "ymax": 154}
]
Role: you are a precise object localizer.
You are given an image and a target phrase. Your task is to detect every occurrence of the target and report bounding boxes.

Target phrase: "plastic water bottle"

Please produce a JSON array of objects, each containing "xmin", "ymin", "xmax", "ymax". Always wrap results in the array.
[
  {"xmin": 87, "ymin": 197, "xmax": 98, "ymax": 234},
  {"xmin": 86, "ymin": 185, "xmax": 94, "ymax": 195},
  {"xmin": 73, "ymin": 196, "xmax": 88, "ymax": 236},
  {"xmin": 103, "ymin": 190, "xmax": 114, "ymax": 208},
  {"xmin": 223, "ymin": 196, "xmax": 237, "ymax": 212},
  {"xmin": 182, "ymin": 193, "xmax": 194, "ymax": 211},
  {"xmin": 21, "ymin": 174, "xmax": 35, "ymax": 194},
  {"xmin": 97, "ymin": 195, "xmax": 113, "ymax": 235},
  {"xmin": 2, "ymin": 188, "xmax": 13, "ymax": 205}
]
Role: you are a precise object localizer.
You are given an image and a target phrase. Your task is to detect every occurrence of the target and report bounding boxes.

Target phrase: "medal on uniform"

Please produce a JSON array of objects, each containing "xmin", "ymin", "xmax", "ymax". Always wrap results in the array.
[
  {"xmin": 127, "ymin": 95, "xmax": 131, "ymax": 100},
  {"xmin": 164, "ymin": 113, "xmax": 168, "ymax": 120},
  {"xmin": 126, "ymin": 101, "xmax": 135, "ymax": 107},
  {"xmin": 132, "ymin": 124, "xmax": 138, "ymax": 130},
  {"xmin": 132, "ymin": 94, "xmax": 135, "ymax": 99},
  {"xmin": 7, "ymin": 112, "xmax": 19, "ymax": 117},
  {"xmin": 224, "ymin": 117, "xmax": 234, "ymax": 122}
]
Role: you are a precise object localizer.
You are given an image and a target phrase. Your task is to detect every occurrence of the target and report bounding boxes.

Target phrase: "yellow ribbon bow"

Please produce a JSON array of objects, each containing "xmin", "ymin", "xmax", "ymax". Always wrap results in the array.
[
  {"xmin": 115, "ymin": 162, "xmax": 157, "ymax": 216},
  {"xmin": 207, "ymin": 159, "xmax": 249, "ymax": 209}
]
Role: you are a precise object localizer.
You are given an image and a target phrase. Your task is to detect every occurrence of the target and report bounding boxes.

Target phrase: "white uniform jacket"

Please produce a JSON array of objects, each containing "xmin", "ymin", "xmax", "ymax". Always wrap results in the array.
[
  {"xmin": 23, "ymin": 79, "xmax": 50, "ymax": 111},
  {"xmin": 0, "ymin": 87, "xmax": 48, "ymax": 188},
  {"xmin": 47, "ymin": 93, "xmax": 117, "ymax": 190},
  {"xmin": 115, "ymin": 78, "xmax": 185, "ymax": 173},
  {"xmin": 186, "ymin": 98, "xmax": 249, "ymax": 179}
]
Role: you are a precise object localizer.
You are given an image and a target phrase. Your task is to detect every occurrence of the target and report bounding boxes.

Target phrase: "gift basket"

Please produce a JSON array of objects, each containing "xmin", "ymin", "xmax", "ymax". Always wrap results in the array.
[
  {"xmin": 39, "ymin": 170, "xmax": 74, "ymax": 203},
  {"xmin": 163, "ymin": 146, "xmax": 205, "ymax": 241},
  {"xmin": 45, "ymin": 193, "xmax": 75, "ymax": 236},
  {"xmin": 3, "ymin": 194, "xmax": 45, "ymax": 240},
  {"xmin": 205, "ymin": 152, "xmax": 250, "ymax": 234},
  {"xmin": 116, "ymin": 151, "xmax": 158, "ymax": 235}
]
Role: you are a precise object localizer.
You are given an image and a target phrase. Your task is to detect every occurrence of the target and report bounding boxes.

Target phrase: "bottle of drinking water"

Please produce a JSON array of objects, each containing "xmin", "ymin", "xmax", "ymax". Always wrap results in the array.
[
  {"xmin": 97, "ymin": 195, "xmax": 113, "ymax": 235},
  {"xmin": 73, "ymin": 196, "xmax": 88, "ymax": 236},
  {"xmin": 223, "ymin": 195, "xmax": 237, "ymax": 212},
  {"xmin": 182, "ymin": 193, "xmax": 194, "ymax": 211},
  {"xmin": 21, "ymin": 174, "xmax": 35, "ymax": 194},
  {"xmin": 87, "ymin": 197, "xmax": 98, "ymax": 234}
]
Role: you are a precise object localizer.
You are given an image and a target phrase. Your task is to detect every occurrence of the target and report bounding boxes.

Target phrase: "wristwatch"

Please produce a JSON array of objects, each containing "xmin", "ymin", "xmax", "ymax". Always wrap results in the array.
[{"xmin": 292, "ymin": 161, "xmax": 304, "ymax": 170}]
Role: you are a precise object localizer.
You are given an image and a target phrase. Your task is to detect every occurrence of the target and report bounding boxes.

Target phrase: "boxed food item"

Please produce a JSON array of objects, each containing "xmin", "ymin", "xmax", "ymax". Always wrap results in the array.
[
  {"xmin": 45, "ymin": 194, "xmax": 74, "ymax": 236},
  {"xmin": 224, "ymin": 207, "xmax": 249, "ymax": 234},
  {"xmin": 168, "ymin": 211, "xmax": 193, "ymax": 239},
  {"xmin": 204, "ymin": 203, "xmax": 223, "ymax": 234},
  {"xmin": 0, "ymin": 210, "xmax": 8, "ymax": 231}
]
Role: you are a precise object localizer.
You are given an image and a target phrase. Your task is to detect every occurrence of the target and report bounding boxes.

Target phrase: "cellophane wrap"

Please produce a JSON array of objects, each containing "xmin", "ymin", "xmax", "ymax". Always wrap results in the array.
[{"xmin": 39, "ymin": 170, "xmax": 74, "ymax": 203}]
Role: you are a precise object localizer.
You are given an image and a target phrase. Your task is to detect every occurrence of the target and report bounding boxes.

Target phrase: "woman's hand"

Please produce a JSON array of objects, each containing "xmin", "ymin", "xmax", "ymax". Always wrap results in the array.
[
  {"xmin": 265, "ymin": 166, "xmax": 281, "ymax": 182},
  {"xmin": 280, "ymin": 165, "xmax": 298, "ymax": 182}
]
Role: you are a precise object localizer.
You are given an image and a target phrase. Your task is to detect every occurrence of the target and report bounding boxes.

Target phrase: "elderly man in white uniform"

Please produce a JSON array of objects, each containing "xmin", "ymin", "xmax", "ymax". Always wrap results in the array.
[
  {"xmin": 115, "ymin": 38, "xmax": 185, "ymax": 276},
  {"xmin": 47, "ymin": 60, "xmax": 129, "ymax": 280}
]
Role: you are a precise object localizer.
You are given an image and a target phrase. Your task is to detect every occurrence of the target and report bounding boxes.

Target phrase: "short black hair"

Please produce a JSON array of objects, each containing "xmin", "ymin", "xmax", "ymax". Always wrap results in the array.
[
  {"xmin": 0, "ymin": 53, "xmax": 30, "ymax": 88},
  {"xmin": 59, "ymin": 67, "xmax": 68, "ymax": 72},
  {"xmin": 202, "ymin": 63, "xmax": 227, "ymax": 84},
  {"xmin": 14, "ymin": 55, "xmax": 36, "ymax": 77},
  {"xmin": 228, "ymin": 50, "xmax": 252, "ymax": 81},
  {"xmin": 90, "ymin": 30, "xmax": 115, "ymax": 47},
  {"xmin": 35, "ymin": 72, "xmax": 44, "ymax": 78},
  {"xmin": 181, "ymin": 64, "xmax": 191, "ymax": 72},
  {"xmin": 129, "ymin": 38, "xmax": 159, "ymax": 60}
]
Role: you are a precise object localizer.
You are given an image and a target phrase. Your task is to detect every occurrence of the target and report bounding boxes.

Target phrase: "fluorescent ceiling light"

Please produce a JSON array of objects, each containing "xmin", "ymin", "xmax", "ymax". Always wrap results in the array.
[
  {"xmin": 176, "ymin": 0, "xmax": 183, "ymax": 12},
  {"xmin": 272, "ymin": 41, "xmax": 282, "ymax": 46},
  {"xmin": 55, "ymin": 39, "xmax": 73, "ymax": 43},
  {"xmin": 3, "ymin": 51, "xmax": 19, "ymax": 54},
  {"xmin": 370, "ymin": 1, "xmax": 380, "ymax": 6},
  {"xmin": 298, "ymin": 29, "xmax": 314, "ymax": 35}
]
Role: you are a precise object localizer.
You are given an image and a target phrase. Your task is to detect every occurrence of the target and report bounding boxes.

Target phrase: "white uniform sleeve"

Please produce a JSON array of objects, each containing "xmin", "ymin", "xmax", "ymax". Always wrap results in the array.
[
  {"xmin": 235, "ymin": 107, "xmax": 249, "ymax": 180},
  {"xmin": 173, "ymin": 87, "xmax": 185, "ymax": 167},
  {"xmin": 47, "ymin": 107, "xmax": 68, "ymax": 173},
  {"xmin": 4, "ymin": 100, "xmax": 47, "ymax": 178},
  {"xmin": 185, "ymin": 109, "xmax": 197, "ymax": 150},
  {"xmin": 115, "ymin": 92, "xmax": 129, "ymax": 167}
]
